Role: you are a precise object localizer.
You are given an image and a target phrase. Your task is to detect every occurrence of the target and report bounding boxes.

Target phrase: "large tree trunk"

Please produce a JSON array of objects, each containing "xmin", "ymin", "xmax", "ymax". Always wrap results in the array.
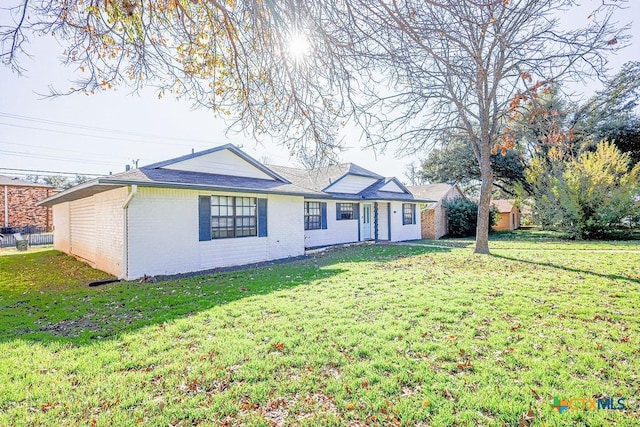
[{"xmin": 475, "ymin": 152, "xmax": 494, "ymax": 254}]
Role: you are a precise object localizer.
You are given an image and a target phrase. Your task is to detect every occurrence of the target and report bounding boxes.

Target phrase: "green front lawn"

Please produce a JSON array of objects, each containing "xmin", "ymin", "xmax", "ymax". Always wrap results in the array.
[{"xmin": 1, "ymin": 239, "xmax": 639, "ymax": 426}]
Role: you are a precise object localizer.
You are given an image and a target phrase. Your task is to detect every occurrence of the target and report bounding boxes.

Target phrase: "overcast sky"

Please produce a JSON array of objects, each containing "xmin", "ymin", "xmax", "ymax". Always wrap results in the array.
[{"xmin": 1, "ymin": 1, "xmax": 638, "ymax": 181}]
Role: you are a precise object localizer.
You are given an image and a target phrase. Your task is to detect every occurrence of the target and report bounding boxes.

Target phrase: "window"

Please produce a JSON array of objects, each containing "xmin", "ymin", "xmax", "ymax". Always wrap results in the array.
[
  {"xmin": 211, "ymin": 196, "xmax": 257, "ymax": 239},
  {"xmin": 337, "ymin": 203, "xmax": 354, "ymax": 220},
  {"xmin": 403, "ymin": 203, "xmax": 416, "ymax": 225},
  {"xmin": 304, "ymin": 202, "xmax": 322, "ymax": 230}
]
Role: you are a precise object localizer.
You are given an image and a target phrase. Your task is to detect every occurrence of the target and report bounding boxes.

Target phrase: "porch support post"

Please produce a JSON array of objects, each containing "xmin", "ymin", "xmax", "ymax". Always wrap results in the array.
[
  {"xmin": 387, "ymin": 202, "xmax": 391, "ymax": 241},
  {"xmin": 374, "ymin": 202, "xmax": 379, "ymax": 243}
]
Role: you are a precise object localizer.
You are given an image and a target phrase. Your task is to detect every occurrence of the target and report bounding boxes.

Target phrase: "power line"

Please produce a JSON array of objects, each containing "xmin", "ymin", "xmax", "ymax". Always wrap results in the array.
[
  {"xmin": 0, "ymin": 112, "xmax": 217, "ymax": 146},
  {"xmin": 0, "ymin": 167, "xmax": 104, "ymax": 176},
  {"xmin": 0, "ymin": 140, "xmax": 130, "ymax": 161},
  {"xmin": 0, "ymin": 148, "xmax": 121, "ymax": 166},
  {"xmin": 0, "ymin": 121, "xmax": 211, "ymax": 149}
]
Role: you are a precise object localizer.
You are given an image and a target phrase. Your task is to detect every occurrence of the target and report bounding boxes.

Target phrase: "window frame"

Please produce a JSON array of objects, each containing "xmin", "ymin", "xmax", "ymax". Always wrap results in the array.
[
  {"xmin": 304, "ymin": 201, "xmax": 322, "ymax": 230},
  {"xmin": 336, "ymin": 202, "xmax": 355, "ymax": 220},
  {"xmin": 402, "ymin": 203, "xmax": 416, "ymax": 225},
  {"xmin": 211, "ymin": 195, "xmax": 258, "ymax": 239}
]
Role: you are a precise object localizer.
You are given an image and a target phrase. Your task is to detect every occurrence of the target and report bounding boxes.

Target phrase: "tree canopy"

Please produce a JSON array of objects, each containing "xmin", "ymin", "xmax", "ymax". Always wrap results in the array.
[
  {"xmin": 417, "ymin": 139, "xmax": 529, "ymax": 198},
  {"xmin": 527, "ymin": 141, "xmax": 640, "ymax": 238}
]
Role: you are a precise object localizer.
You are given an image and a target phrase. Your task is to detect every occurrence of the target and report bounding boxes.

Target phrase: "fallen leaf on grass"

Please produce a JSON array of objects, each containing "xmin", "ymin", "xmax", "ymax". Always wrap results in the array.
[
  {"xmin": 456, "ymin": 360, "xmax": 473, "ymax": 371},
  {"xmin": 41, "ymin": 402, "xmax": 53, "ymax": 412},
  {"xmin": 441, "ymin": 388, "xmax": 456, "ymax": 401},
  {"xmin": 519, "ymin": 409, "xmax": 535, "ymax": 427}
]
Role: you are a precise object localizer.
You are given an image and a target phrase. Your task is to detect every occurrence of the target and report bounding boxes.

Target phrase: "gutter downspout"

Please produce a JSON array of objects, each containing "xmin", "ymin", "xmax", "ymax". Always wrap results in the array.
[
  {"xmin": 3, "ymin": 185, "xmax": 7, "ymax": 227},
  {"xmin": 121, "ymin": 185, "xmax": 137, "ymax": 280}
]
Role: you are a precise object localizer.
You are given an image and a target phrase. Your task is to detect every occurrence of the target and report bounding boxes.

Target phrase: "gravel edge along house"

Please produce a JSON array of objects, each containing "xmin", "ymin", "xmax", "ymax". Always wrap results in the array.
[{"xmin": 39, "ymin": 144, "xmax": 426, "ymax": 279}]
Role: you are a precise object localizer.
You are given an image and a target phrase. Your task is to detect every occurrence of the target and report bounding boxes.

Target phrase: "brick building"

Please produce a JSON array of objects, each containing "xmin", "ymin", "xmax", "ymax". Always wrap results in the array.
[
  {"xmin": 1, "ymin": 175, "xmax": 56, "ymax": 232},
  {"xmin": 407, "ymin": 183, "xmax": 466, "ymax": 239},
  {"xmin": 491, "ymin": 199, "xmax": 521, "ymax": 231}
]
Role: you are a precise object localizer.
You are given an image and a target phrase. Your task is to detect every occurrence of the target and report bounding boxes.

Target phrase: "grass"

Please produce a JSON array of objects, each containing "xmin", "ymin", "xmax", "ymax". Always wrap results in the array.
[{"xmin": 1, "ymin": 237, "xmax": 639, "ymax": 426}]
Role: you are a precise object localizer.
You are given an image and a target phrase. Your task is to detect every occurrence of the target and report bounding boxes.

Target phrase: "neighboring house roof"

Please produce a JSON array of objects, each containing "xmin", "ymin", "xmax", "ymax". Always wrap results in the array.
[
  {"xmin": 0, "ymin": 175, "xmax": 54, "ymax": 188},
  {"xmin": 407, "ymin": 183, "xmax": 462, "ymax": 203},
  {"xmin": 492, "ymin": 199, "xmax": 518, "ymax": 213},
  {"xmin": 39, "ymin": 145, "xmax": 425, "ymax": 206}
]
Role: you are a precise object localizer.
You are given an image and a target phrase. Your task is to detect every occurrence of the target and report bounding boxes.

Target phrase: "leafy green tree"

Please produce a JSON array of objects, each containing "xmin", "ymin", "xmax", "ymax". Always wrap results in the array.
[
  {"xmin": 26, "ymin": 174, "xmax": 92, "ymax": 189},
  {"xmin": 570, "ymin": 61, "xmax": 640, "ymax": 164},
  {"xmin": 444, "ymin": 198, "xmax": 498, "ymax": 238},
  {"xmin": 527, "ymin": 141, "xmax": 640, "ymax": 238},
  {"xmin": 418, "ymin": 139, "xmax": 530, "ymax": 197}
]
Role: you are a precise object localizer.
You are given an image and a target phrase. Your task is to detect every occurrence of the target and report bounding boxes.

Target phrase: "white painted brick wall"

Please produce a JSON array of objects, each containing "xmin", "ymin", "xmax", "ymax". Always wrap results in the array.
[
  {"xmin": 266, "ymin": 194, "xmax": 305, "ymax": 260},
  {"xmin": 126, "ymin": 187, "xmax": 199, "ymax": 278},
  {"xmin": 304, "ymin": 200, "xmax": 359, "ymax": 248},
  {"xmin": 127, "ymin": 188, "xmax": 305, "ymax": 279},
  {"xmin": 389, "ymin": 201, "xmax": 421, "ymax": 242},
  {"xmin": 52, "ymin": 188, "xmax": 126, "ymax": 277},
  {"xmin": 93, "ymin": 187, "xmax": 127, "ymax": 277},
  {"xmin": 53, "ymin": 202, "xmax": 70, "ymax": 253},
  {"xmin": 69, "ymin": 197, "xmax": 96, "ymax": 263}
]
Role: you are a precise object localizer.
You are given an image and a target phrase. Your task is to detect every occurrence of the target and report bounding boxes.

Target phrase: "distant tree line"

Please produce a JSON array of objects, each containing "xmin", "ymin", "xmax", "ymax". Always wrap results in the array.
[{"xmin": 26, "ymin": 175, "xmax": 92, "ymax": 190}]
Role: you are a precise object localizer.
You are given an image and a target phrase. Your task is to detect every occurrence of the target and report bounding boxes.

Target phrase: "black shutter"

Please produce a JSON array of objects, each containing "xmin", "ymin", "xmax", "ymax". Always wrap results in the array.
[
  {"xmin": 412, "ymin": 204, "xmax": 417, "ymax": 224},
  {"xmin": 353, "ymin": 203, "xmax": 360, "ymax": 220},
  {"xmin": 321, "ymin": 202, "xmax": 328, "ymax": 229},
  {"xmin": 336, "ymin": 203, "xmax": 341, "ymax": 220},
  {"xmin": 198, "ymin": 196, "xmax": 211, "ymax": 241},
  {"xmin": 258, "ymin": 198, "xmax": 268, "ymax": 237}
]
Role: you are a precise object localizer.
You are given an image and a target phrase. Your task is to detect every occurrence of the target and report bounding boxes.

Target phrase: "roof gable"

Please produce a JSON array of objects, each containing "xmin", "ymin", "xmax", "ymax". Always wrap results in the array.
[
  {"xmin": 268, "ymin": 163, "xmax": 382, "ymax": 193},
  {"xmin": 379, "ymin": 178, "xmax": 409, "ymax": 194},
  {"xmin": 146, "ymin": 144, "xmax": 288, "ymax": 182},
  {"xmin": 492, "ymin": 199, "xmax": 518, "ymax": 213},
  {"xmin": 324, "ymin": 173, "xmax": 379, "ymax": 194}
]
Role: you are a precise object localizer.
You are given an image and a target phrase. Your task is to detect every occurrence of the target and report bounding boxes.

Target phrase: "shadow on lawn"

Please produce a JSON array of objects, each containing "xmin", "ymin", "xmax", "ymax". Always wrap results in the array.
[
  {"xmin": 491, "ymin": 253, "xmax": 640, "ymax": 285},
  {"xmin": 0, "ymin": 245, "xmax": 436, "ymax": 346}
]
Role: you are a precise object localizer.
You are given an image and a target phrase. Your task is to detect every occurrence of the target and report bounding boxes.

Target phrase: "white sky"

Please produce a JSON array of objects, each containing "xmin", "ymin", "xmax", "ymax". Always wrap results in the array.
[{"xmin": 0, "ymin": 1, "xmax": 638, "ymax": 181}]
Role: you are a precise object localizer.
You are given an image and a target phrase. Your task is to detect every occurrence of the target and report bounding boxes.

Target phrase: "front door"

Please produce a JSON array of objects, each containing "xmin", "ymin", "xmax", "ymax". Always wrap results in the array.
[{"xmin": 362, "ymin": 204, "xmax": 372, "ymax": 240}]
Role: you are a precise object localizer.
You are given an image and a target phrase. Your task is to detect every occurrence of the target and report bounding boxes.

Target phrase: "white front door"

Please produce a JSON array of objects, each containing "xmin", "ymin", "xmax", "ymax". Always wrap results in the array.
[{"xmin": 362, "ymin": 204, "xmax": 372, "ymax": 240}]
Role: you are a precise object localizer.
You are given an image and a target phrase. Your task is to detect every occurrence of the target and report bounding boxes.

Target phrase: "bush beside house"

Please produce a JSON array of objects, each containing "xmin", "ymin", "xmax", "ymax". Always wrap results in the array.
[{"xmin": 444, "ymin": 198, "xmax": 498, "ymax": 237}]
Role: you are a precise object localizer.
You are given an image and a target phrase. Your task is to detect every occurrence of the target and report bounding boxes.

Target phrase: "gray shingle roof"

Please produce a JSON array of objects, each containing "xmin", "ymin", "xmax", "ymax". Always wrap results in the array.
[
  {"xmin": 103, "ymin": 167, "xmax": 319, "ymax": 195},
  {"xmin": 358, "ymin": 178, "xmax": 421, "ymax": 201},
  {"xmin": 407, "ymin": 183, "xmax": 459, "ymax": 202},
  {"xmin": 268, "ymin": 163, "xmax": 383, "ymax": 193},
  {"xmin": 39, "ymin": 145, "xmax": 426, "ymax": 206}
]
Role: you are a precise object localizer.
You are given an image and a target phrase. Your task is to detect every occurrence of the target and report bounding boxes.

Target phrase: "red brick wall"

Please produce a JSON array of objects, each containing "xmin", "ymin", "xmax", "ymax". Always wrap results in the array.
[{"xmin": 0, "ymin": 185, "xmax": 54, "ymax": 231}]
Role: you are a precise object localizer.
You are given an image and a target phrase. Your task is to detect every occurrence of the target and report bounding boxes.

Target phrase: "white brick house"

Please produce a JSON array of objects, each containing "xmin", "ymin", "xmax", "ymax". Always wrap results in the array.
[{"xmin": 40, "ymin": 144, "xmax": 425, "ymax": 279}]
